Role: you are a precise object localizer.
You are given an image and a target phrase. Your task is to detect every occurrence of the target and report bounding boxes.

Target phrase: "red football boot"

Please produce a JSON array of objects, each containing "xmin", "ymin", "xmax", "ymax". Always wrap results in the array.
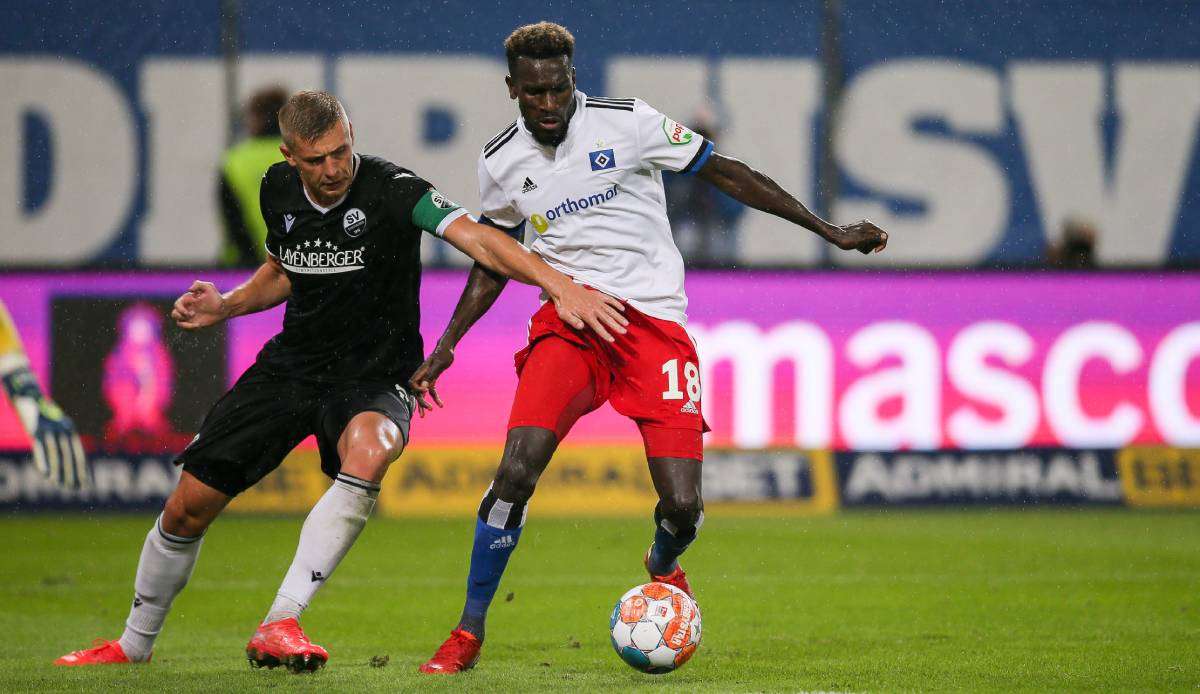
[
  {"xmin": 245, "ymin": 618, "xmax": 329, "ymax": 673},
  {"xmin": 54, "ymin": 639, "xmax": 143, "ymax": 666},
  {"xmin": 645, "ymin": 545, "xmax": 694, "ymax": 598},
  {"xmin": 418, "ymin": 629, "xmax": 481, "ymax": 674}
]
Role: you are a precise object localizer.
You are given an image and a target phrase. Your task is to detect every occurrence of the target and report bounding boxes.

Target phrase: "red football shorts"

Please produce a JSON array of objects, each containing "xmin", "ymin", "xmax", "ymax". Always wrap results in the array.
[{"xmin": 508, "ymin": 300, "xmax": 709, "ymax": 461}]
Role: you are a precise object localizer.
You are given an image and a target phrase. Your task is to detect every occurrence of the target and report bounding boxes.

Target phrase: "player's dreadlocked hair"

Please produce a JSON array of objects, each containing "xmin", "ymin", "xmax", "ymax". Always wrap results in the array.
[
  {"xmin": 504, "ymin": 21, "xmax": 575, "ymax": 72},
  {"xmin": 277, "ymin": 90, "xmax": 347, "ymax": 146}
]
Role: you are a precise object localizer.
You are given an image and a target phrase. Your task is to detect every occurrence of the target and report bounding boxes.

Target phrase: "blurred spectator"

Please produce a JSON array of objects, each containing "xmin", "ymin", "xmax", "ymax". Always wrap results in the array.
[
  {"xmin": 1047, "ymin": 215, "xmax": 1098, "ymax": 269},
  {"xmin": 663, "ymin": 113, "xmax": 744, "ymax": 266},
  {"xmin": 218, "ymin": 86, "xmax": 289, "ymax": 267}
]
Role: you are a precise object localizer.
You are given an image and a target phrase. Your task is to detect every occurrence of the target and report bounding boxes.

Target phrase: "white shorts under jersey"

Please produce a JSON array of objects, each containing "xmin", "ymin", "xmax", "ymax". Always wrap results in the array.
[{"xmin": 477, "ymin": 91, "xmax": 713, "ymax": 325}]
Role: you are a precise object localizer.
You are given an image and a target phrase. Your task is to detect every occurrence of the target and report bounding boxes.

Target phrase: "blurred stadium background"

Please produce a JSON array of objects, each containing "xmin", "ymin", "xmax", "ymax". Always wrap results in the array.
[{"xmin": 1, "ymin": 1, "xmax": 1198, "ymax": 689}]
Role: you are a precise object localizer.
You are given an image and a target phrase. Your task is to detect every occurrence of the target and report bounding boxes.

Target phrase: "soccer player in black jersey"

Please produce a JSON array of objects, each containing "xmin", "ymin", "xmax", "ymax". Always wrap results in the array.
[{"xmin": 54, "ymin": 91, "xmax": 628, "ymax": 672}]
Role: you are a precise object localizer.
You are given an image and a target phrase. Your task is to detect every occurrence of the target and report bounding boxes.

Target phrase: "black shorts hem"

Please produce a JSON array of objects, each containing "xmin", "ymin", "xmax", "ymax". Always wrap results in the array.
[{"xmin": 178, "ymin": 458, "xmax": 245, "ymax": 497}]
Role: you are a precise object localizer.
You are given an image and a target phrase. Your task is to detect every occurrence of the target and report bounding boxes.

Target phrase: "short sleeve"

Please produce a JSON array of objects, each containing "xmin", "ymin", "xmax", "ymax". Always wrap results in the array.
[
  {"xmin": 477, "ymin": 153, "xmax": 526, "ymax": 230},
  {"xmin": 411, "ymin": 188, "xmax": 469, "ymax": 237},
  {"xmin": 633, "ymin": 99, "xmax": 713, "ymax": 175},
  {"xmin": 259, "ymin": 171, "xmax": 281, "ymax": 258},
  {"xmin": 383, "ymin": 170, "xmax": 433, "ymax": 227},
  {"xmin": 377, "ymin": 170, "xmax": 461, "ymax": 237}
]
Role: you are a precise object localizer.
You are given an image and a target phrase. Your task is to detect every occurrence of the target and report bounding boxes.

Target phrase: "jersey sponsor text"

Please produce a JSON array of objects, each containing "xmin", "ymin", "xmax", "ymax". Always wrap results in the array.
[{"xmin": 280, "ymin": 245, "xmax": 365, "ymax": 274}]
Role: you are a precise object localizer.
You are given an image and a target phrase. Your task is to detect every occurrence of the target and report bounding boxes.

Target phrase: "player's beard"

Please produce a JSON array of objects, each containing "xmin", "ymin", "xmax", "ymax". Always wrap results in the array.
[{"xmin": 528, "ymin": 118, "xmax": 569, "ymax": 147}]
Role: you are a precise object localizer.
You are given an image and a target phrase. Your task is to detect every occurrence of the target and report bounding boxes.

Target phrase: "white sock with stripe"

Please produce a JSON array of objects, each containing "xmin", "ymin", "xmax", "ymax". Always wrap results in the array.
[
  {"xmin": 118, "ymin": 515, "xmax": 205, "ymax": 662},
  {"xmin": 263, "ymin": 473, "xmax": 379, "ymax": 624}
]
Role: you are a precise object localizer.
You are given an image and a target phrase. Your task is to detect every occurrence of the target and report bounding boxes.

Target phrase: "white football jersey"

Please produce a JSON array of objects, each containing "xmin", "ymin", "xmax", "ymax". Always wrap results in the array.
[{"xmin": 477, "ymin": 91, "xmax": 713, "ymax": 325}]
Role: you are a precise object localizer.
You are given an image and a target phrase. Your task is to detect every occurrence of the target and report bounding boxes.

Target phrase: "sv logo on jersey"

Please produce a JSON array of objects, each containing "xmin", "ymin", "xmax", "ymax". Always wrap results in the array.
[{"xmin": 343, "ymin": 208, "xmax": 367, "ymax": 237}]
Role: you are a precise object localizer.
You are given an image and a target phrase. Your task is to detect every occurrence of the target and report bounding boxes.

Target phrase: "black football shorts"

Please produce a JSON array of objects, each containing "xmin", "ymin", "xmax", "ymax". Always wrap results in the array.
[{"xmin": 176, "ymin": 363, "xmax": 413, "ymax": 496}]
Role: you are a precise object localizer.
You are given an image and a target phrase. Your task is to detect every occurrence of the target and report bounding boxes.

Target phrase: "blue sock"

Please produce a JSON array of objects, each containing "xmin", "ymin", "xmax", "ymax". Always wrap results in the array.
[
  {"xmin": 457, "ymin": 518, "xmax": 522, "ymax": 640},
  {"xmin": 647, "ymin": 505, "xmax": 702, "ymax": 576}
]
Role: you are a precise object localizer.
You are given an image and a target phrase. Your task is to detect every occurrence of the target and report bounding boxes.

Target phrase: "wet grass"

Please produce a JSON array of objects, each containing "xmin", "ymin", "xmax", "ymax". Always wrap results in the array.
[{"xmin": 2, "ymin": 509, "xmax": 1198, "ymax": 692}]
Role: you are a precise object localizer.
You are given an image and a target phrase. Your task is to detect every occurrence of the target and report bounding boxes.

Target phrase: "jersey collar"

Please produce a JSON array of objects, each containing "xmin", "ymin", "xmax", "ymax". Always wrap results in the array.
[{"xmin": 300, "ymin": 153, "xmax": 361, "ymax": 214}]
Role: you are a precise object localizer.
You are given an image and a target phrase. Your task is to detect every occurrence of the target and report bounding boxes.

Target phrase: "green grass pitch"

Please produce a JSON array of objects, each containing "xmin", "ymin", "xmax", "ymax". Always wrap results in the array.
[{"xmin": 2, "ymin": 510, "xmax": 1197, "ymax": 692}]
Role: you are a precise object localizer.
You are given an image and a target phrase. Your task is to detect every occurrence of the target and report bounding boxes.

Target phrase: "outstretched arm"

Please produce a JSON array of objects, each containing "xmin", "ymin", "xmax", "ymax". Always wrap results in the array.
[
  {"xmin": 410, "ymin": 216, "xmax": 629, "ymax": 416},
  {"xmin": 440, "ymin": 214, "xmax": 627, "ymax": 341},
  {"xmin": 696, "ymin": 151, "xmax": 888, "ymax": 254},
  {"xmin": 171, "ymin": 254, "xmax": 292, "ymax": 330}
]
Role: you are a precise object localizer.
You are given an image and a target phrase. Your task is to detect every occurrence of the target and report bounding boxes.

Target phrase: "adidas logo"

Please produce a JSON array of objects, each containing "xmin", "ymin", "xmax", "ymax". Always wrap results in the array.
[
  {"xmin": 521, "ymin": 177, "xmax": 538, "ymax": 194},
  {"xmin": 489, "ymin": 535, "xmax": 515, "ymax": 550},
  {"xmin": 310, "ymin": 570, "xmax": 327, "ymax": 582},
  {"xmin": 680, "ymin": 400, "xmax": 699, "ymax": 415}
]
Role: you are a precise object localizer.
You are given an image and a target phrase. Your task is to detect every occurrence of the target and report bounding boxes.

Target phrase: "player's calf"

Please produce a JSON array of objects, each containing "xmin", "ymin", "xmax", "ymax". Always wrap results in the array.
[
  {"xmin": 645, "ymin": 452, "xmax": 703, "ymax": 575},
  {"xmin": 489, "ymin": 427, "xmax": 558, "ymax": 504},
  {"xmin": 648, "ymin": 488, "xmax": 703, "ymax": 568},
  {"xmin": 645, "ymin": 492, "xmax": 703, "ymax": 598}
]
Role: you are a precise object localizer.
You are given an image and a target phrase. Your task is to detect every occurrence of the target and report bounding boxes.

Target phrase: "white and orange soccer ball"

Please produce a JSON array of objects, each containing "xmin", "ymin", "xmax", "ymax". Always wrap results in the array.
[{"xmin": 609, "ymin": 582, "xmax": 701, "ymax": 674}]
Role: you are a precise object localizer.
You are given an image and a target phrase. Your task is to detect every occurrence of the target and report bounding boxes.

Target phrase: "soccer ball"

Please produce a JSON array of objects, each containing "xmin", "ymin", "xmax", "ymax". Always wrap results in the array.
[{"xmin": 609, "ymin": 582, "xmax": 701, "ymax": 674}]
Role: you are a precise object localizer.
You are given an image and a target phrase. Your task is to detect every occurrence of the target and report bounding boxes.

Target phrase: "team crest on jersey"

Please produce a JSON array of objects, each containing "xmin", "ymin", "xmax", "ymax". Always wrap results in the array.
[
  {"xmin": 662, "ymin": 117, "xmax": 694, "ymax": 146},
  {"xmin": 589, "ymin": 148, "xmax": 616, "ymax": 171},
  {"xmin": 343, "ymin": 208, "xmax": 367, "ymax": 237}
]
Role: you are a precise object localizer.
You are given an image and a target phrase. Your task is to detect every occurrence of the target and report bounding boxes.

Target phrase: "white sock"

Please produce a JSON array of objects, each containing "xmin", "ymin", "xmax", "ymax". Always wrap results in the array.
[
  {"xmin": 263, "ymin": 473, "xmax": 379, "ymax": 624},
  {"xmin": 118, "ymin": 515, "xmax": 204, "ymax": 662}
]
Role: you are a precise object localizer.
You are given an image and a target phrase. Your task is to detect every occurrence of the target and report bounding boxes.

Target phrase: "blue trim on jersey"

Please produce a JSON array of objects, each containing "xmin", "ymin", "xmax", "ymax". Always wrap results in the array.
[
  {"xmin": 479, "ymin": 215, "xmax": 526, "ymax": 242},
  {"xmin": 680, "ymin": 140, "xmax": 714, "ymax": 176}
]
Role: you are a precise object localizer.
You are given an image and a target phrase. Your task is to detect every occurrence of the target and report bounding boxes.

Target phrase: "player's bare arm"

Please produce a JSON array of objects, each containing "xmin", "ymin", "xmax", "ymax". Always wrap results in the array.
[
  {"xmin": 408, "ymin": 262, "xmax": 508, "ymax": 415},
  {"xmin": 171, "ymin": 254, "xmax": 292, "ymax": 330},
  {"xmin": 696, "ymin": 152, "xmax": 888, "ymax": 254},
  {"xmin": 441, "ymin": 215, "xmax": 628, "ymax": 341},
  {"xmin": 412, "ymin": 217, "xmax": 629, "ymax": 416}
]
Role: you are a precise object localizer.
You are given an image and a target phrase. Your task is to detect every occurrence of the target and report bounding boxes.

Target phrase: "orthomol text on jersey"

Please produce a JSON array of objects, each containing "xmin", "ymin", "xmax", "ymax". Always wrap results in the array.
[{"xmin": 529, "ymin": 184, "xmax": 620, "ymax": 234}]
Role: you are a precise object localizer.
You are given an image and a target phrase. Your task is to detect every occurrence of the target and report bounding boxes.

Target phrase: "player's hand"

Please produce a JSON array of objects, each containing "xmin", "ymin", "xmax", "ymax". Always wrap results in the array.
[
  {"xmin": 408, "ymin": 345, "xmax": 453, "ymax": 417},
  {"xmin": 171, "ymin": 280, "xmax": 228, "ymax": 330},
  {"xmin": 1, "ymin": 367, "xmax": 90, "ymax": 490},
  {"xmin": 553, "ymin": 284, "xmax": 628, "ymax": 343},
  {"xmin": 832, "ymin": 219, "xmax": 888, "ymax": 254}
]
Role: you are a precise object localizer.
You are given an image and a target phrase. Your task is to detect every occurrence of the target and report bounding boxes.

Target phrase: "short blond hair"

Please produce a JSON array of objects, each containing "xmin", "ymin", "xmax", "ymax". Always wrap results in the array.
[
  {"xmin": 277, "ymin": 90, "xmax": 347, "ymax": 146},
  {"xmin": 504, "ymin": 21, "xmax": 575, "ymax": 72}
]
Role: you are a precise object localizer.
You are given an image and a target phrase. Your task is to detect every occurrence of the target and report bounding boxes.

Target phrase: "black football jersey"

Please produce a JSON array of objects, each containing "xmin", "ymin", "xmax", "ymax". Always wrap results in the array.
[{"xmin": 256, "ymin": 153, "xmax": 465, "ymax": 385}]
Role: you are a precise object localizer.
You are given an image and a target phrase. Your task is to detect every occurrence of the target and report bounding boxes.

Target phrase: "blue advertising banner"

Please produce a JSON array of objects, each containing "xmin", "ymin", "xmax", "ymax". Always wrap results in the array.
[
  {"xmin": 1, "ymin": 1, "xmax": 1197, "ymax": 267},
  {"xmin": 835, "ymin": 449, "xmax": 1124, "ymax": 506},
  {"xmin": 0, "ymin": 451, "xmax": 179, "ymax": 512}
]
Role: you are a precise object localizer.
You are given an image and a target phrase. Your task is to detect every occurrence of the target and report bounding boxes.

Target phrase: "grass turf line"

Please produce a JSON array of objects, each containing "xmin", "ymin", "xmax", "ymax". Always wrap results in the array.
[{"xmin": 1, "ymin": 510, "xmax": 1197, "ymax": 692}]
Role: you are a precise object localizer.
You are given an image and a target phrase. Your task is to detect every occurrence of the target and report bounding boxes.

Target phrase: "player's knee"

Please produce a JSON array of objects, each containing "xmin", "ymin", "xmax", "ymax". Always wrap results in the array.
[
  {"xmin": 340, "ymin": 444, "xmax": 399, "ymax": 484},
  {"xmin": 161, "ymin": 495, "xmax": 213, "ymax": 538},
  {"xmin": 659, "ymin": 490, "xmax": 704, "ymax": 530},
  {"xmin": 492, "ymin": 459, "xmax": 540, "ymax": 504},
  {"xmin": 492, "ymin": 428, "xmax": 556, "ymax": 503}
]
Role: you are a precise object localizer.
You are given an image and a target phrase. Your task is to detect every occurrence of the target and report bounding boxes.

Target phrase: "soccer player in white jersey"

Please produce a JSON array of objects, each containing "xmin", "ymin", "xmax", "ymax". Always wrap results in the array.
[{"xmin": 415, "ymin": 22, "xmax": 888, "ymax": 673}]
